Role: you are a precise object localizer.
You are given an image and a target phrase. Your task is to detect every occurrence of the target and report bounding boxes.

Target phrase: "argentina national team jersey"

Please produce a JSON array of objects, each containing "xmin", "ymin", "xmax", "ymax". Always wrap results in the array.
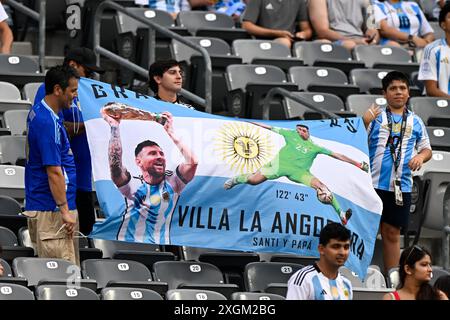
[
  {"xmin": 368, "ymin": 109, "xmax": 431, "ymax": 193},
  {"xmin": 373, "ymin": 1, "xmax": 433, "ymax": 43},
  {"xmin": 148, "ymin": 0, "xmax": 190, "ymax": 13},
  {"xmin": 418, "ymin": 39, "xmax": 450, "ymax": 94},
  {"xmin": 117, "ymin": 168, "xmax": 186, "ymax": 244},
  {"xmin": 286, "ymin": 264, "xmax": 352, "ymax": 300}
]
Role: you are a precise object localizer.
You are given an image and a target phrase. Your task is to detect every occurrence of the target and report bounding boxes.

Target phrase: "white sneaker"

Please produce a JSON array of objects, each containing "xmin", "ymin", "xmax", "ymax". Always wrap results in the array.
[{"xmin": 224, "ymin": 177, "xmax": 238, "ymax": 190}]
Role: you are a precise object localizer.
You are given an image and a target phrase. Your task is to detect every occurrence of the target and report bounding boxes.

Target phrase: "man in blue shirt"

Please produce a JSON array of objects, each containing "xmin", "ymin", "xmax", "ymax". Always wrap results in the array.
[
  {"xmin": 25, "ymin": 65, "xmax": 80, "ymax": 265},
  {"xmin": 34, "ymin": 47, "xmax": 105, "ymax": 236}
]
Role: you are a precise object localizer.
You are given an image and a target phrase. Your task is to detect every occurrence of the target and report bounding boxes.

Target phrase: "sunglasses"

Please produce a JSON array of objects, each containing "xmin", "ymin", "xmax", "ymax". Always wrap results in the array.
[{"xmin": 405, "ymin": 245, "xmax": 424, "ymax": 263}]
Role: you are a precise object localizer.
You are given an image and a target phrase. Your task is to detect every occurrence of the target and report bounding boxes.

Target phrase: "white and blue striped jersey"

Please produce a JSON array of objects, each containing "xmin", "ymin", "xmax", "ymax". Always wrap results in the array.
[
  {"xmin": 117, "ymin": 168, "xmax": 186, "ymax": 244},
  {"xmin": 286, "ymin": 264, "xmax": 352, "ymax": 300},
  {"xmin": 373, "ymin": 1, "xmax": 433, "ymax": 44},
  {"xmin": 418, "ymin": 39, "xmax": 450, "ymax": 95},
  {"xmin": 368, "ymin": 109, "xmax": 431, "ymax": 193},
  {"xmin": 147, "ymin": 0, "xmax": 190, "ymax": 13}
]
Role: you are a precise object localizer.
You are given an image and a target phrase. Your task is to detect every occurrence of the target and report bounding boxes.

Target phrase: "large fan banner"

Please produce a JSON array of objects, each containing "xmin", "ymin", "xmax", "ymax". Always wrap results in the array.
[{"xmin": 78, "ymin": 78, "xmax": 382, "ymax": 278}]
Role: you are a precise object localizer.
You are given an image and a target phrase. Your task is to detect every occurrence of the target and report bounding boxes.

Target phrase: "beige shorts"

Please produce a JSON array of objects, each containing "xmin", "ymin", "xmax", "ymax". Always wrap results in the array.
[{"xmin": 23, "ymin": 210, "xmax": 80, "ymax": 266}]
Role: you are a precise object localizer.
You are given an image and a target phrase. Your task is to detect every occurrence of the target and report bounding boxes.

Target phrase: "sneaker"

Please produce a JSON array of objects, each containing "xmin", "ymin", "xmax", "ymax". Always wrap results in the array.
[
  {"xmin": 340, "ymin": 209, "xmax": 352, "ymax": 225},
  {"xmin": 224, "ymin": 177, "xmax": 238, "ymax": 190}
]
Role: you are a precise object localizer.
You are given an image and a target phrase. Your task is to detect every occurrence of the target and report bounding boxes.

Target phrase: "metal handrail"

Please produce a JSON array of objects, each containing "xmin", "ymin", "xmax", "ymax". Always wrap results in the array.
[
  {"xmin": 5, "ymin": 0, "xmax": 46, "ymax": 72},
  {"xmin": 443, "ymin": 184, "xmax": 450, "ymax": 271},
  {"xmin": 262, "ymin": 87, "xmax": 339, "ymax": 120},
  {"xmin": 93, "ymin": 1, "xmax": 212, "ymax": 112}
]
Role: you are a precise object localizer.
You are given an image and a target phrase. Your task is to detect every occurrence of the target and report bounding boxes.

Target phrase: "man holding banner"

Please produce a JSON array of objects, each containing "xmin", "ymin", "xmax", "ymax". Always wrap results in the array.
[
  {"xmin": 101, "ymin": 104, "xmax": 198, "ymax": 244},
  {"xmin": 224, "ymin": 122, "xmax": 370, "ymax": 225}
]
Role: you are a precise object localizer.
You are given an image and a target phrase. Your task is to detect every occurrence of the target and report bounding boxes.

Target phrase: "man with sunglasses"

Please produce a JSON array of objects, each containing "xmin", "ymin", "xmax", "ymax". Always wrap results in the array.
[
  {"xmin": 363, "ymin": 71, "xmax": 432, "ymax": 274},
  {"xmin": 34, "ymin": 47, "xmax": 105, "ymax": 236}
]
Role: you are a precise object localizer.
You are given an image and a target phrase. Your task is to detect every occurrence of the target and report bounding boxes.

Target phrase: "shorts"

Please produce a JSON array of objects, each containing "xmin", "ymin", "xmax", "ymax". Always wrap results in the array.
[
  {"xmin": 376, "ymin": 189, "xmax": 412, "ymax": 230},
  {"xmin": 23, "ymin": 210, "xmax": 80, "ymax": 266},
  {"xmin": 260, "ymin": 157, "xmax": 314, "ymax": 186}
]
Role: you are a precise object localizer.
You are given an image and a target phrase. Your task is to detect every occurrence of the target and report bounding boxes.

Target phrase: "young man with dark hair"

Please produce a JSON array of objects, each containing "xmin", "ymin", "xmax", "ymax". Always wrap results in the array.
[
  {"xmin": 418, "ymin": 2, "xmax": 450, "ymax": 98},
  {"xmin": 286, "ymin": 222, "xmax": 353, "ymax": 300},
  {"xmin": 224, "ymin": 122, "xmax": 370, "ymax": 225},
  {"xmin": 34, "ymin": 47, "xmax": 105, "ymax": 236},
  {"xmin": 363, "ymin": 71, "xmax": 432, "ymax": 274},
  {"xmin": 24, "ymin": 65, "xmax": 80, "ymax": 265},
  {"xmin": 148, "ymin": 59, "xmax": 194, "ymax": 109}
]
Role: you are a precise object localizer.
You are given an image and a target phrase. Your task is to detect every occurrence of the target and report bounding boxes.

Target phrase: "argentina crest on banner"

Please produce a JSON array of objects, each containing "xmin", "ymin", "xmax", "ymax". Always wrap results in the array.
[{"xmin": 78, "ymin": 78, "xmax": 383, "ymax": 279}]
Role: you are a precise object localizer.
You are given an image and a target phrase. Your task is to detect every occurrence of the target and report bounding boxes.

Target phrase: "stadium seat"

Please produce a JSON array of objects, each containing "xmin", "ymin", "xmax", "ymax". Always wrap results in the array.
[
  {"xmin": 22, "ymin": 82, "xmax": 42, "ymax": 103},
  {"xmin": 11, "ymin": 42, "xmax": 33, "ymax": 56},
  {"xmin": 244, "ymin": 262, "xmax": 303, "ymax": 293},
  {"xmin": 0, "ymin": 81, "xmax": 21, "ymax": 100},
  {"xmin": 112, "ymin": 250, "xmax": 176, "ymax": 273},
  {"xmin": 409, "ymin": 97, "xmax": 450, "ymax": 127},
  {"xmin": 269, "ymin": 254, "xmax": 318, "ymax": 266},
  {"xmin": 353, "ymin": 45, "xmax": 420, "ymax": 76},
  {"xmin": 101, "ymin": 287, "xmax": 163, "ymax": 300},
  {"xmin": 171, "ymin": 36, "xmax": 242, "ymax": 112},
  {"xmin": 231, "ymin": 291, "xmax": 285, "ymax": 300},
  {"xmin": 36, "ymin": 285, "xmax": 99, "ymax": 300},
  {"xmin": 352, "ymin": 288, "xmax": 394, "ymax": 300},
  {"xmin": 426, "ymin": 127, "xmax": 450, "ymax": 151},
  {"xmin": 346, "ymin": 94, "xmax": 387, "ymax": 117},
  {"xmin": 0, "ymin": 226, "xmax": 19, "ymax": 247},
  {"xmin": 0, "ymin": 136, "xmax": 26, "ymax": 165},
  {"xmin": 283, "ymin": 92, "xmax": 353, "ymax": 120},
  {"xmin": 421, "ymin": 170, "xmax": 450, "ymax": 231},
  {"xmin": 232, "ymin": 39, "xmax": 304, "ymax": 71},
  {"xmin": 82, "ymin": 259, "xmax": 166, "ymax": 294},
  {"xmin": 429, "ymin": 267, "xmax": 450, "ymax": 286},
  {"xmin": 166, "ymin": 288, "xmax": 227, "ymax": 300},
  {"xmin": 349, "ymin": 68, "xmax": 391, "ymax": 94},
  {"xmin": 3, "ymin": 110, "xmax": 28, "ymax": 135},
  {"xmin": 176, "ymin": 11, "xmax": 249, "ymax": 44},
  {"xmin": 293, "ymin": 42, "xmax": 364, "ymax": 75},
  {"xmin": 0, "ymin": 283, "xmax": 34, "ymax": 300},
  {"xmin": 0, "ymin": 195, "xmax": 21, "ymax": 216},
  {"xmin": 224, "ymin": 64, "xmax": 297, "ymax": 119},
  {"xmin": 153, "ymin": 260, "xmax": 239, "ymax": 299},
  {"xmin": 0, "ymin": 54, "xmax": 45, "ymax": 86},
  {"xmin": 289, "ymin": 66, "xmax": 360, "ymax": 102},
  {"xmin": 0, "ymin": 165, "xmax": 25, "ymax": 203},
  {"xmin": 12, "ymin": 257, "xmax": 82, "ymax": 287},
  {"xmin": 429, "ymin": 21, "xmax": 445, "ymax": 40},
  {"xmin": 363, "ymin": 266, "xmax": 387, "ymax": 289},
  {"xmin": 387, "ymin": 267, "xmax": 399, "ymax": 289},
  {"xmin": 338, "ymin": 266, "xmax": 364, "ymax": 288},
  {"xmin": 91, "ymin": 238, "xmax": 161, "ymax": 258},
  {"xmin": 0, "ymin": 258, "xmax": 13, "ymax": 277}
]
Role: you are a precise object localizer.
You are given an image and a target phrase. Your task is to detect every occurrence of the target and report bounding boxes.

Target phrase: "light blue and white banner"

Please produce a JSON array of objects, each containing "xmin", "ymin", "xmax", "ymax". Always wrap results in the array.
[{"xmin": 79, "ymin": 78, "xmax": 382, "ymax": 278}]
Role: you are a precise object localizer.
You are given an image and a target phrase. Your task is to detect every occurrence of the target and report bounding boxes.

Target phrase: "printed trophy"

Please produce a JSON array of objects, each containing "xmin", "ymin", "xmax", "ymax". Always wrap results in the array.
[{"xmin": 101, "ymin": 102, "xmax": 166, "ymax": 125}]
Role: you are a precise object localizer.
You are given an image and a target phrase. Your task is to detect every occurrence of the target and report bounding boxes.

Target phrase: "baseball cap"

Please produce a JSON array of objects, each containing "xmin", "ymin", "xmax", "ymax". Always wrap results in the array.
[{"xmin": 65, "ymin": 47, "xmax": 105, "ymax": 74}]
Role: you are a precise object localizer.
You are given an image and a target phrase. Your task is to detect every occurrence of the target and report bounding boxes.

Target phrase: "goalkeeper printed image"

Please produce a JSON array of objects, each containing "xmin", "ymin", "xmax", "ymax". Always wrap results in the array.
[
  {"xmin": 224, "ymin": 122, "xmax": 370, "ymax": 225},
  {"xmin": 101, "ymin": 102, "xmax": 198, "ymax": 244}
]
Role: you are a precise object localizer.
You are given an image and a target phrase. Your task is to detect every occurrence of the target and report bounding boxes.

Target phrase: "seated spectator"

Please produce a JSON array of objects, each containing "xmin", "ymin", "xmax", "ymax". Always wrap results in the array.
[
  {"xmin": 373, "ymin": 0, "xmax": 434, "ymax": 49},
  {"xmin": 434, "ymin": 0, "xmax": 449, "ymax": 20},
  {"xmin": 309, "ymin": 0, "xmax": 379, "ymax": 51},
  {"xmin": 418, "ymin": 3, "xmax": 450, "ymax": 98},
  {"xmin": 148, "ymin": 59, "xmax": 194, "ymax": 109},
  {"xmin": 211, "ymin": 0, "xmax": 247, "ymax": 22},
  {"xmin": 383, "ymin": 245, "xmax": 441, "ymax": 300},
  {"xmin": 241, "ymin": 0, "xmax": 312, "ymax": 48},
  {"xmin": 145, "ymin": 0, "xmax": 191, "ymax": 19},
  {"xmin": 434, "ymin": 275, "xmax": 450, "ymax": 300},
  {"xmin": 0, "ymin": 2, "xmax": 13, "ymax": 53},
  {"xmin": 286, "ymin": 222, "xmax": 353, "ymax": 300}
]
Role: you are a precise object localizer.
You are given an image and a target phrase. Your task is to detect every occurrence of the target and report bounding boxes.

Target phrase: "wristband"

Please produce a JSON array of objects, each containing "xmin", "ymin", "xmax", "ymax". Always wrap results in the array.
[{"xmin": 57, "ymin": 201, "xmax": 67, "ymax": 207}]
